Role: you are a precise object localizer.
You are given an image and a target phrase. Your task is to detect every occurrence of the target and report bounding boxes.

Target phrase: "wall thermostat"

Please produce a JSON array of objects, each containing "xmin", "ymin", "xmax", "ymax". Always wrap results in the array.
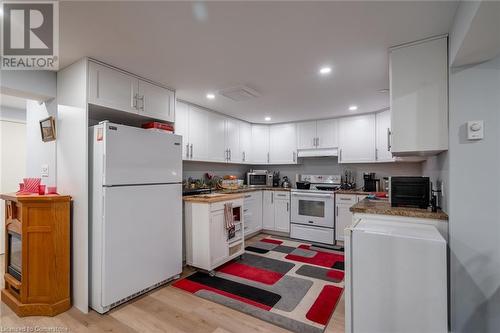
[{"xmin": 467, "ymin": 120, "xmax": 484, "ymax": 140}]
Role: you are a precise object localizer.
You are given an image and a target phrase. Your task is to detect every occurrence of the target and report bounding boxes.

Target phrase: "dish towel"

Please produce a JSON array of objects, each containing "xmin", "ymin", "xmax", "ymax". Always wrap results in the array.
[{"xmin": 224, "ymin": 203, "xmax": 236, "ymax": 240}]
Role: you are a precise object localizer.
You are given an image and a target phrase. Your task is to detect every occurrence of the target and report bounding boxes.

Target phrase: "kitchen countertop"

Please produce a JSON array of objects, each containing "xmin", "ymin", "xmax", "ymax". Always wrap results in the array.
[
  {"xmin": 182, "ymin": 186, "xmax": 292, "ymax": 203},
  {"xmin": 183, "ymin": 192, "xmax": 246, "ymax": 203},
  {"xmin": 350, "ymin": 198, "xmax": 448, "ymax": 221}
]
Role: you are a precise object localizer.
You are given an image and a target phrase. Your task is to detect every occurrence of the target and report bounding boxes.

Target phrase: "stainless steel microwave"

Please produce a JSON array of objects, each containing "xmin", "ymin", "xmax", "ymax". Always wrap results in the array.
[
  {"xmin": 247, "ymin": 170, "xmax": 272, "ymax": 187},
  {"xmin": 389, "ymin": 176, "xmax": 430, "ymax": 209}
]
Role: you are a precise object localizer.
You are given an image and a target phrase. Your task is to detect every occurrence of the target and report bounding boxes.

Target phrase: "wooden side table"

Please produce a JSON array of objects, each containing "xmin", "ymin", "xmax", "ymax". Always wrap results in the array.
[{"xmin": 1, "ymin": 193, "xmax": 71, "ymax": 316}]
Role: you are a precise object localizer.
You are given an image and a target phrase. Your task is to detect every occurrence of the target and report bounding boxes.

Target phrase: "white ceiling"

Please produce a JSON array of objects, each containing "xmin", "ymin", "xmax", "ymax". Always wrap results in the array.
[{"xmin": 60, "ymin": 1, "xmax": 458, "ymax": 123}]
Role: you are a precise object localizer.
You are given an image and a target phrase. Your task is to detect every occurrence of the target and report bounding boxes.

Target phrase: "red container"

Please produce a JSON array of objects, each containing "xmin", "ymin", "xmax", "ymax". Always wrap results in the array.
[
  {"xmin": 142, "ymin": 122, "xmax": 174, "ymax": 132},
  {"xmin": 38, "ymin": 185, "xmax": 46, "ymax": 195},
  {"xmin": 47, "ymin": 186, "xmax": 58, "ymax": 194}
]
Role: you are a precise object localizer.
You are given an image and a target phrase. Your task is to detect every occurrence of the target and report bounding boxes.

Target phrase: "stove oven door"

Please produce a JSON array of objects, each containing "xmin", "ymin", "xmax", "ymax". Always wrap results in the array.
[{"xmin": 291, "ymin": 192, "xmax": 334, "ymax": 228}]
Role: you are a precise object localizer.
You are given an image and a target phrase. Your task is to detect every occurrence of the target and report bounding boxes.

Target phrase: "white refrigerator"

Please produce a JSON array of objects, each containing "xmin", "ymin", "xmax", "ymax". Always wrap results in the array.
[
  {"xmin": 89, "ymin": 122, "xmax": 183, "ymax": 314},
  {"xmin": 345, "ymin": 219, "xmax": 447, "ymax": 333}
]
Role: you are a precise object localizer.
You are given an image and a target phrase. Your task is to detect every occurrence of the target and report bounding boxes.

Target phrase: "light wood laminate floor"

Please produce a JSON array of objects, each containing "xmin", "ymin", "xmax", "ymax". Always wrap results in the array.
[{"xmin": 0, "ymin": 234, "xmax": 345, "ymax": 333}]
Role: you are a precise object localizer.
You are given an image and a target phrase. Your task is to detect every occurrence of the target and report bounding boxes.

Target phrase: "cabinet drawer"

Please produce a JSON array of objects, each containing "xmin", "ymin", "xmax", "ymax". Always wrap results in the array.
[
  {"xmin": 336, "ymin": 194, "xmax": 356, "ymax": 204},
  {"xmin": 273, "ymin": 192, "xmax": 290, "ymax": 200},
  {"xmin": 210, "ymin": 199, "xmax": 243, "ymax": 212},
  {"xmin": 290, "ymin": 224, "xmax": 334, "ymax": 245}
]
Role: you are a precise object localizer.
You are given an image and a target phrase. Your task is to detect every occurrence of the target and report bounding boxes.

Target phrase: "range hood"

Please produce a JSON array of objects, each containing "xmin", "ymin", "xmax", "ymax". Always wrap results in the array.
[{"xmin": 297, "ymin": 148, "xmax": 338, "ymax": 158}]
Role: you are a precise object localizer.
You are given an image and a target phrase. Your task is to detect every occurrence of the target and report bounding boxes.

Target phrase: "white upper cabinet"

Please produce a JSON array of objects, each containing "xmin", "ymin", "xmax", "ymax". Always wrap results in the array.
[
  {"xmin": 269, "ymin": 123, "xmax": 297, "ymax": 164},
  {"xmin": 239, "ymin": 122, "xmax": 252, "ymax": 163},
  {"xmin": 206, "ymin": 112, "xmax": 226, "ymax": 163},
  {"xmin": 225, "ymin": 118, "xmax": 241, "ymax": 163},
  {"xmin": 297, "ymin": 121, "xmax": 317, "ymax": 149},
  {"xmin": 137, "ymin": 80, "xmax": 175, "ymax": 123},
  {"xmin": 187, "ymin": 105, "xmax": 208, "ymax": 161},
  {"xmin": 296, "ymin": 119, "xmax": 338, "ymax": 156},
  {"xmin": 251, "ymin": 125, "xmax": 270, "ymax": 164},
  {"xmin": 316, "ymin": 119, "xmax": 338, "ymax": 149},
  {"xmin": 338, "ymin": 114, "xmax": 376, "ymax": 163},
  {"xmin": 175, "ymin": 101, "xmax": 190, "ymax": 160},
  {"xmin": 88, "ymin": 62, "xmax": 138, "ymax": 114},
  {"xmin": 88, "ymin": 61, "xmax": 175, "ymax": 122},
  {"xmin": 390, "ymin": 36, "xmax": 448, "ymax": 156},
  {"xmin": 375, "ymin": 110, "xmax": 394, "ymax": 162}
]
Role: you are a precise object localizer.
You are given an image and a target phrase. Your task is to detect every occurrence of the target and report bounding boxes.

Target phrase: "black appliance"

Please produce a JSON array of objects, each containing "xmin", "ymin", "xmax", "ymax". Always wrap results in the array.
[
  {"xmin": 363, "ymin": 172, "xmax": 380, "ymax": 192},
  {"xmin": 7, "ymin": 231, "xmax": 22, "ymax": 281},
  {"xmin": 296, "ymin": 181, "xmax": 311, "ymax": 190},
  {"xmin": 390, "ymin": 176, "xmax": 430, "ymax": 209},
  {"xmin": 272, "ymin": 172, "xmax": 280, "ymax": 187}
]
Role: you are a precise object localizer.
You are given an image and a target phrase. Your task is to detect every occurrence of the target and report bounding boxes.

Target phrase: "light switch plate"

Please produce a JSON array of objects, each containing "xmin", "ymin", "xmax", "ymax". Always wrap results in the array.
[
  {"xmin": 41, "ymin": 164, "xmax": 49, "ymax": 177},
  {"xmin": 467, "ymin": 120, "xmax": 484, "ymax": 140}
]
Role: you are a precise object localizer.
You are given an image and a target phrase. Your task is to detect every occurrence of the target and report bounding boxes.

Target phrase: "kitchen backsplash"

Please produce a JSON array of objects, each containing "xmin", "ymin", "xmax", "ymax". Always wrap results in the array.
[{"xmin": 183, "ymin": 157, "xmax": 423, "ymax": 188}]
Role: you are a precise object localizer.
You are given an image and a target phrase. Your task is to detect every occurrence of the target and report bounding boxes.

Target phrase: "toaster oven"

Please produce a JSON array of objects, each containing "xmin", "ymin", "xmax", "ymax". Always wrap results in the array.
[{"xmin": 389, "ymin": 176, "xmax": 430, "ymax": 209}]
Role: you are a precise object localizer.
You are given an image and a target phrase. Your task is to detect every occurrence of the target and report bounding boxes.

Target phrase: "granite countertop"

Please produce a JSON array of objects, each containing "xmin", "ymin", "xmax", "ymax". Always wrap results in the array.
[
  {"xmin": 183, "ymin": 192, "xmax": 246, "ymax": 203},
  {"xmin": 350, "ymin": 198, "xmax": 448, "ymax": 221},
  {"xmin": 182, "ymin": 186, "xmax": 291, "ymax": 203}
]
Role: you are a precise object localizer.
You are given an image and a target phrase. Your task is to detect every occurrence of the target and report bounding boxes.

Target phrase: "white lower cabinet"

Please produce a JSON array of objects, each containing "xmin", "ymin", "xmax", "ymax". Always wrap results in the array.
[
  {"xmin": 185, "ymin": 198, "xmax": 244, "ymax": 271},
  {"xmin": 209, "ymin": 209, "xmax": 229, "ymax": 266},
  {"xmin": 243, "ymin": 191, "xmax": 263, "ymax": 236},
  {"xmin": 263, "ymin": 191, "xmax": 275, "ymax": 230},
  {"xmin": 335, "ymin": 194, "xmax": 368, "ymax": 241},
  {"xmin": 262, "ymin": 191, "xmax": 290, "ymax": 233}
]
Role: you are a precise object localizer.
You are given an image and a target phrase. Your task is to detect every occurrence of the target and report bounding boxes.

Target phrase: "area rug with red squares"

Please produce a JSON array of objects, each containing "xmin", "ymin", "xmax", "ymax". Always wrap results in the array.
[{"xmin": 173, "ymin": 236, "xmax": 344, "ymax": 333}]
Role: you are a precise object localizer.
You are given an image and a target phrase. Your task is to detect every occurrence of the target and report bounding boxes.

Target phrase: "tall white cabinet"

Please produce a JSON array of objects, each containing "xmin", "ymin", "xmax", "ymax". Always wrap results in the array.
[
  {"xmin": 269, "ymin": 123, "xmax": 297, "ymax": 164},
  {"xmin": 239, "ymin": 122, "xmax": 252, "ymax": 163},
  {"xmin": 251, "ymin": 125, "xmax": 270, "ymax": 164},
  {"xmin": 390, "ymin": 36, "xmax": 448, "ymax": 156}
]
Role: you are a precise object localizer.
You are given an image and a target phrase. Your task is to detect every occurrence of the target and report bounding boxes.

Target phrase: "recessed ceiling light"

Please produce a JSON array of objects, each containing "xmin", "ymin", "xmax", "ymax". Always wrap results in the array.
[
  {"xmin": 264, "ymin": 116, "xmax": 271, "ymax": 121},
  {"xmin": 319, "ymin": 66, "xmax": 332, "ymax": 75},
  {"xmin": 206, "ymin": 93, "xmax": 215, "ymax": 100},
  {"xmin": 378, "ymin": 89, "xmax": 390, "ymax": 93},
  {"xmin": 349, "ymin": 105, "xmax": 358, "ymax": 111}
]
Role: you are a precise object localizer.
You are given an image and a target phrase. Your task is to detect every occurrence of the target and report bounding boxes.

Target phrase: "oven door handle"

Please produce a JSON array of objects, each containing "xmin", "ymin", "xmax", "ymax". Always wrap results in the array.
[{"xmin": 292, "ymin": 192, "xmax": 333, "ymax": 198}]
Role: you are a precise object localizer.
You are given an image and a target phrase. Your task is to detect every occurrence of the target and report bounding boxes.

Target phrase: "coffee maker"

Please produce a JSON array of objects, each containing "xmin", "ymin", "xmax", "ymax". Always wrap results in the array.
[
  {"xmin": 272, "ymin": 171, "xmax": 280, "ymax": 187},
  {"xmin": 363, "ymin": 172, "xmax": 380, "ymax": 192}
]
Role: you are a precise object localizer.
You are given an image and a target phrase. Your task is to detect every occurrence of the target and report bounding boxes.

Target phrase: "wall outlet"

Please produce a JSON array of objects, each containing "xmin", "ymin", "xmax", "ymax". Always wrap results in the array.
[{"xmin": 41, "ymin": 164, "xmax": 49, "ymax": 177}]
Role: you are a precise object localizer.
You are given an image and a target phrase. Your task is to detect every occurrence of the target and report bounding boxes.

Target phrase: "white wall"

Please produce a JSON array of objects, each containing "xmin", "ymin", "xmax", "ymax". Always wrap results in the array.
[
  {"xmin": 0, "ymin": 107, "xmax": 27, "ymax": 255},
  {"xmin": 0, "ymin": 70, "xmax": 57, "ymax": 101},
  {"xmin": 26, "ymin": 100, "xmax": 57, "ymax": 186},
  {"xmin": 448, "ymin": 56, "xmax": 500, "ymax": 333}
]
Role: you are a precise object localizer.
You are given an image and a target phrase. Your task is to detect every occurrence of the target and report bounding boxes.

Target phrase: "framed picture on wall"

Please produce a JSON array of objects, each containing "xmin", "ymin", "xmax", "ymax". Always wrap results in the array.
[{"xmin": 39, "ymin": 116, "xmax": 56, "ymax": 142}]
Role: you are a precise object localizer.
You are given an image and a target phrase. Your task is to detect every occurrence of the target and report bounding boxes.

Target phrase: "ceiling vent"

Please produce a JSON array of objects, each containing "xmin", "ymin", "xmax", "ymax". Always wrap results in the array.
[{"xmin": 219, "ymin": 85, "xmax": 260, "ymax": 102}]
